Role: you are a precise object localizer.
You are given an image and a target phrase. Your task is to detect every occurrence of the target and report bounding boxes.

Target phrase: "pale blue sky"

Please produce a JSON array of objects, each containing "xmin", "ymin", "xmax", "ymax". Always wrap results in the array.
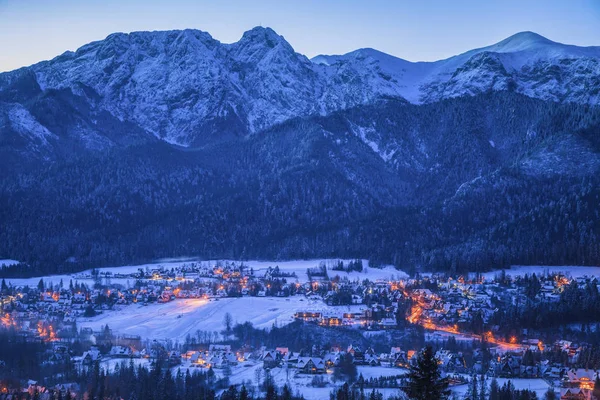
[{"xmin": 1, "ymin": 0, "xmax": 599, "ymax": 72}]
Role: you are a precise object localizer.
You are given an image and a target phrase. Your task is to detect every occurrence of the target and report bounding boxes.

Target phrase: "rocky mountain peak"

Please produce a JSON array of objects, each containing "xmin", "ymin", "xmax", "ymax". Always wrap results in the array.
[{"xmin": 1, "ymin": 28, "xmax": 599, "ymax": 146}]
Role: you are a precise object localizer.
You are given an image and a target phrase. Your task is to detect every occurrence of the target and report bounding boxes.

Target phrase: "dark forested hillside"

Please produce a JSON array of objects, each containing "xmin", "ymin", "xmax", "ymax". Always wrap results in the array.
[{"xmin": 1, "ymin": 92, "xmax": 600, "ymax": 275}]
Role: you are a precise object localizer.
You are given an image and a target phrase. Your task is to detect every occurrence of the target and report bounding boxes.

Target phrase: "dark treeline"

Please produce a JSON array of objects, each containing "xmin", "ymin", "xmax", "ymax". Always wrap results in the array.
[
  {"xmin": 488, "ymin": 379, "xmax": 540, "ymax": 400},
  {"xmin": 2, "ymin": 92, "xmax": 600, "ymax": 276},
  {"xmin": 328, "ymin": 383, "xmax": 397, "ymax": 400},
  {"xmin": 1, "ymin": 359, "xmax": 304, "ymax": 400},
  {"xmin": 0, "ymin": 328, "xmax": 60, "ymax": 387},
  {"xmin": 80, "ymin": 359, "xmax": 217, "ymax": 400}
]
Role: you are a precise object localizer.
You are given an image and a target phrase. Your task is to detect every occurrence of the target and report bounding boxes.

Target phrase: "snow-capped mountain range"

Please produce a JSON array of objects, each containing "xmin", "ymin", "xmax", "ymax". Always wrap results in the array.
[
  {"xmin": 1, "ymin": 27, "xmax": 599, "ymax": 146},
  {"xmin": 2, "ymin": 27, "xmax": 600, "ymax": 273}
]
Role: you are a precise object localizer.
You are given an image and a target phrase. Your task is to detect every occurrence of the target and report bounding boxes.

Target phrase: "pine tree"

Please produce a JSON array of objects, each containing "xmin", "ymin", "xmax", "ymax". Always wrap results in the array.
[
  {"xmin": 281, "ymin": 384, "xmax": 292, "ymax": 400},
  {"xmin": 478, "ymin": 374, "xmax": 487, "ymax": 400},
  {"xmin": 369, "ymin": 389, "xmax": 383, "ymax": 400},
  {"xmin": 465, "ymin": 375, "xmax": 478, "ymax": 400},
  {"xmin": 336, "ymin": 383, "xmax": 351, "ymax": 400},
  {"xmin": 184, "ymin": 370, "xmax": 192, "ymax": 400},
  {"xmin": 544, "ymin": 386, "xmax": 557, "ymax": 400},
  {"xmin": 98, "ymin": 369, "xmax": 105, "ymax": 400},
  {"xmin": 239, "ymin": 385, "xmax": 249, "ymax": 400},
  {"xmin": 334, "ymin": 353, "xmax": 358, "ymax": 383},
  {"xmin": 265, "ymin": 383, "xmax": 277, "ymax": 400},
  {"xmin": 489, "ymin": 378, "xmax": 500, "ymax": 400},
  {"xmin": 406, "ymin": 346, "xmax": 450, "ymax": 400},
  {"xmin": 263, "ymin": 369, "xmax": 273, "ymax": 391},
  {"xmin": 220, "ymin": 386, "xmax": 238, "ymax": 400}
]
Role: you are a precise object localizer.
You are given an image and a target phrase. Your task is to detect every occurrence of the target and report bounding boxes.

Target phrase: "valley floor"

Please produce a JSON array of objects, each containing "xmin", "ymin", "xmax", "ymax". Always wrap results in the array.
[{"xmin": 5, "ymin": 258, "xmax": 404, "ymax": 287}]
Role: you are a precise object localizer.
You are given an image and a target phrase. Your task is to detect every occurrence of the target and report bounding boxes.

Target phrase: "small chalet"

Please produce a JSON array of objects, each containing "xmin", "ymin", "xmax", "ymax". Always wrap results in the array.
[
  {"xmin": 261, "ymin": 350, "xmax": 280, "ymax": 369},
  {"xmin": 297, "ymin": 357, "xmax": 325, "ymax": 374}
]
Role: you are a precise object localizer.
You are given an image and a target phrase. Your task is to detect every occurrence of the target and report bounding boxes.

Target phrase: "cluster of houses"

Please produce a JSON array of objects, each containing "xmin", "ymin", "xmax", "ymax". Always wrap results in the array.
[
  {"xmin": 0, "ymin": 262, "xmax": 310, "ymax": 342},
  {"xmin": 292, "ymin": 309, "xmax": 397, "ymax": 329},
  {"xmin": 3, "ymin": 261, "xmax": 597, "ymax": 341},
  {"xmin": 181, "ymin": 344, "xmax": 394, "ymax": 374}
]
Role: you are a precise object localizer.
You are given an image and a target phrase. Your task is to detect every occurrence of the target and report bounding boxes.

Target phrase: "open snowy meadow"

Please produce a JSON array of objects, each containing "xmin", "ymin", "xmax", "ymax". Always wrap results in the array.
[
  {"xmin": 480, "ymin": 265, "xmax": 600, "ymax": 280},
  {"xmin": 5, "ymin": 258, "xmax": 406, "ymax": 288},
  {"xmin": 79, "ymin": 296, "xmax": 368, "ymax": 341}
]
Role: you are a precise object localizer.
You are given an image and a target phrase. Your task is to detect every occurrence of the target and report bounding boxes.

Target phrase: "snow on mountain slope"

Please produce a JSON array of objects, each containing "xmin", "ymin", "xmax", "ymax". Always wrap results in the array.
[
  {"xmin": 1, "ymin": 28, "xmax": 599, "ymax": 147},
  {"xmin": 223, "ymin": 27, "xmax": 324, "ymax": 133},
  {"xmin": 313, "ymin": 48, "xmax": 432, "ymax": 103},
  {"xmin": 314, "ymin": 31, "xmax": 600, "ymax": 104},
  {"xmin": 6, "ymin": 104, "xmax": 55, "ymax": 142},
  {"xmin": 420, "ymin": 32, "xmax": 600, "ymax": 103},
  {"xmin": 0, "ymin": 102, "xmax": 57, "ymax": 154},
  {"xmin": 474, "ymin": 31, "xmax": 600, "ymax": 66}
]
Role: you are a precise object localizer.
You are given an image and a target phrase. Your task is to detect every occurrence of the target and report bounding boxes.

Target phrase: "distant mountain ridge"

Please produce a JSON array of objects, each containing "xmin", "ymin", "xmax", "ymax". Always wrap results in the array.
[{"xmin": 1, "ymin": 28, "xmax": 599, "ymax": 147}]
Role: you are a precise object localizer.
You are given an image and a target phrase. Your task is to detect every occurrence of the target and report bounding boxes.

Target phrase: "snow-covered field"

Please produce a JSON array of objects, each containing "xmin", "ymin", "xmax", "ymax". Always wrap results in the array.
[
  {"xmin": 5, "ymin": 259, "xmax": 405, "ymax": 288},
  {"xmin": 481, "ymin": 265, "xmax": 600, "ymax": 280},
  {"xmin": 356, "ymin": 365, "xmax": 408, "ymax": 379},
  {"xmin": 0, "ymin": 259, "xmax": 19, "ymax": 267},
  {"xmin": 451, "ymin": 377, "xmax": 550, "ymax": 398},
  {"xmin": 79, "ymin": 296, "xmax": 367, "ymax": 341},
  {"xmin": 176, "ymin": 360, "xmax": 547, "ymax": 400},
  {"xmin": 190, "ymin": 361, "xmax": 407, "ymax": 400},
  {"xmin": 225, "ymin": 362, "xmax": 338, "ymax": 400}
]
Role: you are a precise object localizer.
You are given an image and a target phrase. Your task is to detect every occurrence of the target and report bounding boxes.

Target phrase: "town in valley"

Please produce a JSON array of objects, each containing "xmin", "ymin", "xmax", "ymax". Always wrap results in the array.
[{"xmin": 1, "ymin": 260, "xmax": 599, "ymax": 400}]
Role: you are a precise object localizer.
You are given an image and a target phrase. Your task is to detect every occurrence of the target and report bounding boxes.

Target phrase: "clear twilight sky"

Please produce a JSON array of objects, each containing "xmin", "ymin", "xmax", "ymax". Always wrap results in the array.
[{"xmin": 1, "ymin": 0, "xmax": 599, "ymax": 72}]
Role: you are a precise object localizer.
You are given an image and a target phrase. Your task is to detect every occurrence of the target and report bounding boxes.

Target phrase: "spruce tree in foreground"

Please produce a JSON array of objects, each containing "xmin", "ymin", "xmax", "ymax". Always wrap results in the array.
[{"xmin": 406, "ymin": 346, "xmax": 450, "ymax": 400}]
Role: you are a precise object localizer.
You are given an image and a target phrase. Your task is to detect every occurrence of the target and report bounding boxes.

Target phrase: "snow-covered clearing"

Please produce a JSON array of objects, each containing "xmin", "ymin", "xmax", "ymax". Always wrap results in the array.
[
  {"xmin": 183, "ymin": 361, "xmax": 407, "ymax": 400},
  {"xmin": 222, "ymin": 361, "xmax": 337, "ymax": 400},
  {"xmin": 5, "ymin": 259, "xmax": 405, "ymax": 288},
  {"xmin": 451, "ymin": 377, "xmax": 550, "ymax": 398},
  {"xmin": 481, "ymin": 265, "xmax": 600, "ymax": 280},
  {"xmin": 0, "ymin": 259, "xmax": 19, "ymax": 267},
  {"xmin": 356, "ymin": 365, "xmax": 408, "ymax": 379},
  {"xmin": 79, "ymin": 297, "xmax": 367, "ymax": 341}
]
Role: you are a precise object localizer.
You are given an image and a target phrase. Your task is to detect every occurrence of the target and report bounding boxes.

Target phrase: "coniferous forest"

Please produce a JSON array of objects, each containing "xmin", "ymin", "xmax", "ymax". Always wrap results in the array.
[{"xmin": 1, "ymin": 93, "xmax": 600, "ymax": 276}]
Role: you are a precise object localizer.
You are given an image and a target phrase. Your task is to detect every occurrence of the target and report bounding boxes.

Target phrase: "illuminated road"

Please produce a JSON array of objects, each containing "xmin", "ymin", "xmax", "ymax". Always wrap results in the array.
[{"xmin": 404, "ymin": 290, "xmax": 524, "ymax": 351}]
